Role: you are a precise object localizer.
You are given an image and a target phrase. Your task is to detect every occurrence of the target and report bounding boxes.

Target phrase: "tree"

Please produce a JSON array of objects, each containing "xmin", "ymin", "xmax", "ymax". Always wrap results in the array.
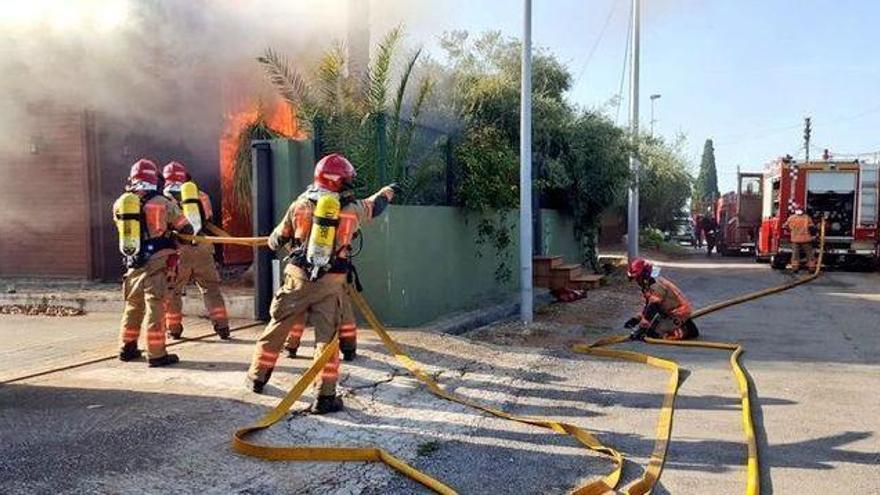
[
  {"xmin": 639, "ymin": 134, "xmax": 693, "ymax": 231},
  {"xmin": 257, "ymin": 27, "xmax": 435, "ymax": 198},
  {"xmin": 694, "ymin": 138, "xmax": 719, "ymax": 209},
  {"xmin": 438, "ymin": 31, "xmax": 631, "ymax": 270}
]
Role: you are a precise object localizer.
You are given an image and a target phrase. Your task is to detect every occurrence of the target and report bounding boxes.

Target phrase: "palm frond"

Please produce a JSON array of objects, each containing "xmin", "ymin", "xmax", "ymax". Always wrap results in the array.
[
  {"xmin": 366, "ymin": 26, "xmax": 403, "ymax": 114},
  {"xmin": 394, "ymin": 75, "xmax": 435, "ymax": 181},
  {"xmin": 316, "ymin": 42, "xmax": 346, "ymax": 115},
  {"xmin": 257, "ymin": 48, "xmax": 309, "ymax": 105},
  {"xmin": 231, "ymin": 113, "xmax": 282, "ymax": 215},
  {"xmin": 389, "ymin": 47, "xmax": 423, "ymax": 176}
]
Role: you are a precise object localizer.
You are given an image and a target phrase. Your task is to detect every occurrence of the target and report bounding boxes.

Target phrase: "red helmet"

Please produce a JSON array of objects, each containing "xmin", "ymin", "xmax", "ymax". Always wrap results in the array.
[
  {"xmin": 163, "ymin": 161, "xmax": 189, "ymax": 184},
  {"xmin": 314, "ymin": 153, "xmax": 356, "ymax": 192},
  {"xmin": 627, "ymin": 257, "xmax": 653, "ymax": 281},
  {"xmin": 129, "ymin": 158, "xmax": 159, "ymax": 185}
]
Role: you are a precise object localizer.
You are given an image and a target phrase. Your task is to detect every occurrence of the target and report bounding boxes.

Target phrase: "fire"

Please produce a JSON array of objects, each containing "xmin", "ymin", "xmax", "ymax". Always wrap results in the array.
[{"xmin": 219, "ymin": 99, "xmax": 306, "ymax": 264}]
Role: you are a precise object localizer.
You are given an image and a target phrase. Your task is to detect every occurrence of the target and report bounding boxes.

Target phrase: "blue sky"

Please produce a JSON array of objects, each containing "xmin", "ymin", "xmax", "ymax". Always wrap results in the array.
[{"xmin": 377, "ymin": 0, "xmax": 880, "ymax": 192}]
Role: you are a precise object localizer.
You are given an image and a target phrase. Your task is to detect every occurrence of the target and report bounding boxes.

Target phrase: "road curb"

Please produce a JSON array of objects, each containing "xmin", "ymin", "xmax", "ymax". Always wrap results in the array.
[
  {"xmin": 428, "ymin": 289, "xmax": 554, "ymax": 335},
  {"xmin": 0, "ymin": 291, "xmax": 255, "ymax": 319}
]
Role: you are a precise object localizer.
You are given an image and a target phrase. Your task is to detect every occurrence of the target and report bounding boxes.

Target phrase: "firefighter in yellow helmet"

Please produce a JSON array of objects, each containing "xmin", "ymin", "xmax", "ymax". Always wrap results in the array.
[
  {"xmin": 246, "ymin": 153, "xmax": 396, "ymax": 414},
  {"xmin": 782, "ymin": 203, "xmax": 816, "ymax": 272},
  {"xmin": 161, "ymin": 161, "xmax": 230, "ymax": 340},
  {"xmin": 113, "ymin": 158, "xmax": 193, "ymax": 367}
]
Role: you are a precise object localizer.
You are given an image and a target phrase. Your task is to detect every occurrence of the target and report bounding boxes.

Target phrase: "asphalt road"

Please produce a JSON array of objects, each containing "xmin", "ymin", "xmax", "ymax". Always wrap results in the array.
[{"xmin": 0, "ymin": 252, "xmax": 877, "ymax": 494}]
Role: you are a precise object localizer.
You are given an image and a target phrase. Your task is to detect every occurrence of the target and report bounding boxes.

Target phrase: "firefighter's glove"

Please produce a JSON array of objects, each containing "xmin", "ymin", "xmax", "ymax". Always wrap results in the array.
[
  {"xmin": 629, "ymin": 326, "xmax": 648, "ymax": 341},
  {"xmin": 267, "ymin": 231, "xmax": 289, "ymax": 252},
  {"xmin": 809, "ymin": 225, "xmax": 818, "ymax": 236},
  {"xmin": 380, "ymin": 184, "xmax": 397, "ymax": 202},
  {"xmin": 624, "ymin": 316, "xmax": 641, "ymax": 329}
]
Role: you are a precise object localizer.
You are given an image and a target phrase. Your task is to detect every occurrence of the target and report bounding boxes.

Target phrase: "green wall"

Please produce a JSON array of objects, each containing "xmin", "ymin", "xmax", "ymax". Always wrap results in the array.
[{"xmin": 267, "ymin": 138, "xmax": 583, "ymax": 326}]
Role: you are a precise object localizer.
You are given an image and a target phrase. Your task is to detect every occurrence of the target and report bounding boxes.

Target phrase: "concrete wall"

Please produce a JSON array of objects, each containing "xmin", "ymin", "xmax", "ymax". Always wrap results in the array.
[{"xmin": 351, "ymin": 207, "xmax": 582, "ymax": 326}]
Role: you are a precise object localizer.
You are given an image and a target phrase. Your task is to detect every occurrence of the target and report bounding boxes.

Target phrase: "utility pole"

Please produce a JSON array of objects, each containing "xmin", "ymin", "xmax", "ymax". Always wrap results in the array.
[
  {"xmin": 519, "ymin": 0, "xmax": 533, "ymax": 324},
  {"xmin": 626, "ymin": 0, "xmax": 641, "ymax": 262},
  {"xmin": 803, "ymin": 116, "xmax": 812, "ymax": 162},
  {"xmin": 650, "ymin": 94, "xmax": 661, "ymax": 138}
]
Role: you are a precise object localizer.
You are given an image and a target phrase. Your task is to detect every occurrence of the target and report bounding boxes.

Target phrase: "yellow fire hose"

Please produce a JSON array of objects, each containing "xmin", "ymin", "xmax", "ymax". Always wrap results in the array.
[
  {"xmin": 9, "ymin": 220, "xmax": 823, "ymax": 492},
  {"xmin": 572, "ymin": 221, "xmax": 826, "ymax": 495},
  {"xmin": 232, "ymin": 286, "xmax": 625, "ymax": 495},
  {"xmin": 177, "ymin": 223, "xmax": 270, "ymax": 247}
]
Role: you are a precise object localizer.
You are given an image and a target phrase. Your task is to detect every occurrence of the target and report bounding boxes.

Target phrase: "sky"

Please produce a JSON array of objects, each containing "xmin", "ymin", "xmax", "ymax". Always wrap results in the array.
[{"xmin": 373, "ymin": 0, "xmax": 880, "ymax": 193}]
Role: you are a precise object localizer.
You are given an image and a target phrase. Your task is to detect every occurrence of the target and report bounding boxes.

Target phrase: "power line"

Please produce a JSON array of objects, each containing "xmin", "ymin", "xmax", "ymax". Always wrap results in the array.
[
  {"xmin": 572, "ymin": 0, "xmax": 620, "ymax": 88},
  {"xmin": 615, "ymin": 0, "xmax": 632, "ymax": 126}
]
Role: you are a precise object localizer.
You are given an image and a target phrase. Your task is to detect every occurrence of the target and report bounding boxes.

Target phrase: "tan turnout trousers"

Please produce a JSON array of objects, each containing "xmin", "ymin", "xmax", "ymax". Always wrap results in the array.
[
  {"xmin": 120, "ymin": 254, "xmax": 172, "ymax": 359},
  {"xmin": 248, "ymin": 266, "xmax": 344, "ymax": 396},
  {"xmin": 165, "ymin": 243, "xmax": 228, "ymax": 332},
  {"xmin": 791, "ymin": 242, "xmax": 815, "ymax": 271},
  {"xmin": 284, "ymin": 291, "xmax": 357, "ymax": 353}
]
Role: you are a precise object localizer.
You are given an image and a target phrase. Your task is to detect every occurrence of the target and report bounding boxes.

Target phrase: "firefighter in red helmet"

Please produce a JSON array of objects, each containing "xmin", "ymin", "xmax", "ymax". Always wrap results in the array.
[
  {"xmin": 625, "ymin": 257, "xmax": 699, "ymax": 341},
  {"xmin": 161, "ymin": 161, "xmax": 230, "ymax": 340},
  {"xmin": 246, "ymin": 153, "xmax": 397, "ymax": 414},
  {"xmin": 113, "ymin": 158, "xmax": 193, "ymax": 366}
]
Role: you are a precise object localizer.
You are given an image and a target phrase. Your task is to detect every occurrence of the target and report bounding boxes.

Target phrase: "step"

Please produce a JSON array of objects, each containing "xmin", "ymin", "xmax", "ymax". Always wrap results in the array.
[
  {"xmin": 533, "ymin": 274, "xmax": 551, "ymax": 288},
  {"xmin": 550, "ymin": 263, "xmax": 582, "ymax": 274},
  {"xmin": 568, "ymin": 274, "xmax": 605, "ymax": 290},
  {"xmin": 533, "ymin": 255, "xmax": 564, "ymax": 277},
  {"xmin": 549, "ymin": 265, "xmax": 583, "ymax": 291}
]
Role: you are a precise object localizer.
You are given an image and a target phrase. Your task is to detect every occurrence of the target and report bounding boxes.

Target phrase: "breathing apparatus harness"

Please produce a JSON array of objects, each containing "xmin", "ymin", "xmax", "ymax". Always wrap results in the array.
[
  {"xmin": 166, "ymin": 182, "xmax": 208, "ymax": 243},
  {"xmin": 115, "ymin": 189, "xmax": 176, "ymax": 269},
  {"xmin": 284, "ymin": 183, "xmax": 398, "ymax": 286}
]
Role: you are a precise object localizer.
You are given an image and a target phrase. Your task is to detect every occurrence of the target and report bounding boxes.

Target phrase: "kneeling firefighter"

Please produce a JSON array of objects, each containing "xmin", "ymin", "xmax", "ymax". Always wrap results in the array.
[
  {"xmin": 246, "ymin": 153, "xmax": 397, "ymax": 414},
  {"xmin": 161, "ymin": 161, "xmax": 231, "ymax": 340},
  {"xmin": 625, "ymin": 257, "xmax": 699, "ymax": 341},
  {"xmin": 113, "ymin": 158, "xmax": 193, "ymax": 367}
]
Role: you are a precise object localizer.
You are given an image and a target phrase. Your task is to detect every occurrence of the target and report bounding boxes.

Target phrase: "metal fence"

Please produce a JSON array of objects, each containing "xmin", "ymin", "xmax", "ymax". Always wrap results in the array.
[{"xmin": 313, "ymin": 114, "xmax": 458, "ymax": 206}]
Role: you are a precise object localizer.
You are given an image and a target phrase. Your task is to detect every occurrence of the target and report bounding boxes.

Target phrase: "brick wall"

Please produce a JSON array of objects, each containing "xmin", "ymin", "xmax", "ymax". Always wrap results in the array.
[{"xmin": 0, "ymin": 107, "xmax": 91, "ymax": 277}]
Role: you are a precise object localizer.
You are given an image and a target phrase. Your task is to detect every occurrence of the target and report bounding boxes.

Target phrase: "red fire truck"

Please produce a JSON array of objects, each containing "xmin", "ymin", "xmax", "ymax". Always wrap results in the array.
[
  {"xmin": 716, "ymin": 171, "xmax": 764, "ymax": 255},
  {"xmin": 756, "ymin": 156, "xmax": 880, "ymax": 269}
]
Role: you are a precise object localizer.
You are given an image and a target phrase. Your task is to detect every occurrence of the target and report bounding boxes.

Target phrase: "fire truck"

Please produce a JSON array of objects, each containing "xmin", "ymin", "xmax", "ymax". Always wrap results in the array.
[
  {"xmin": 756, "ymin": 156, "xmax": 880, "ymax": 269},
  {"xmin": 715, "ymin": 171, "xmax": 764, "ymax": 255}
]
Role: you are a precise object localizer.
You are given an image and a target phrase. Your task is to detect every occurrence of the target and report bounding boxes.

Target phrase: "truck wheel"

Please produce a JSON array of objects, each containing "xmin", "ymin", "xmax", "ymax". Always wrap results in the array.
[{"xmin": 770, "ymin": 254, "xmax": 788, "ymax": 270}]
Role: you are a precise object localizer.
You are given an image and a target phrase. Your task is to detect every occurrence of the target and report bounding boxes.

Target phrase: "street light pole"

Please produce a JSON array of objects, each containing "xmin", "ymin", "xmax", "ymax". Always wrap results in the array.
[
  {"xmin": 520, "ymin": 0, "xmax": 533, "ymax": 323},
  {"xmin": 626, "ymin": 0, "xmax": 641, "ymax": 262},
  {"xmin": 650, "ymin": 93, "xmax": 661, "ymax": 138}
]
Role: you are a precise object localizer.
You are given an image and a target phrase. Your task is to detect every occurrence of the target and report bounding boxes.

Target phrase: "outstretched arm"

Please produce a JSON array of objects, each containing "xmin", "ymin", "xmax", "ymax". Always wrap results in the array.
[{"xmin": 365, "ymin": 184, "xmax": 398, "ymax": 218}]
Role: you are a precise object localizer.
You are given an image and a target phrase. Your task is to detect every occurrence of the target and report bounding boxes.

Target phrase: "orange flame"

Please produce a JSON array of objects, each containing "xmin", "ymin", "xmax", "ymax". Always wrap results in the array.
[{"xmin": 219, "ymin": 99, "xmax": 306, "ymax": 264}]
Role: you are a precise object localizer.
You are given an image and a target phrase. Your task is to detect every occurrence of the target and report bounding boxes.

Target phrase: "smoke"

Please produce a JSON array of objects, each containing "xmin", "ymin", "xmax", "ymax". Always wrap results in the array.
[{"xmin": 0, "ymin": 0, "xmax": 357, "ymax": 151}]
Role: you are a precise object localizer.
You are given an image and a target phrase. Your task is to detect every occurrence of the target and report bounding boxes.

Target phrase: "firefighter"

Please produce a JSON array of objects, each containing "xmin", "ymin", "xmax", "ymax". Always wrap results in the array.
[
  {"xmin": 701, "ymin": 209, "xmax": 719, "ymax": 256},
  {"xmin": 783, "ymin": 203, "xmax": 816, "ymax": 272},
  {"xmin": 624, "ymin": 257, "xmax": 699, "ymax": 341},
  {"xmin": 246, "ymin": 153, "xmax": 396, "ymax": 414},
  {"xmin": 113, "ymin": 158, "xmax": 193, "ymax": 366},
  {"xmin": 161, "ymin": 161, "xmax": 231, "ymax": 340}
]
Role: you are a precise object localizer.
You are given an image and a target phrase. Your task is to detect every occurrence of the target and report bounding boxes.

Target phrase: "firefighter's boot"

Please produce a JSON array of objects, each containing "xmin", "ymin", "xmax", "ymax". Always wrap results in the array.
[
  {"xmin": 285, "ymin": 345, "xmax": 298, "ymax": 359},
  {"xmin": 248, "ymin": 368, "xmax": 273, "ymax": 394},
  {"xmin": 119, "ymin": 342, "xmax": 143, "ymax": 362},
  {"xmin": 342, "ymin": 349, "xmax": 357, "ymax": 362},
  {"xmin": 148, "ymin": 353, "xmax": 180, "ymax": 367},
  {"xmin": 214, "ymin": 324, "xmax": 231, "ymax": 340},
  {"xmin": 311, "ymin": 394, "xmax": 344, "ymax": 414},
  {"xmin": 167, "ymin": 324, "xmax": 184, "ymax": 340}
]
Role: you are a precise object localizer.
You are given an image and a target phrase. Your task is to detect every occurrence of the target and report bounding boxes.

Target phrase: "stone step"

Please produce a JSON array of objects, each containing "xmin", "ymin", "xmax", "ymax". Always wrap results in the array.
[
  {"xmin": 568, "ymin": 274, "xmax": 605, "ymax": 290},
  {"xmin": 533, "ymin": 255, "xmax": 564, "ymax": 277}
]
